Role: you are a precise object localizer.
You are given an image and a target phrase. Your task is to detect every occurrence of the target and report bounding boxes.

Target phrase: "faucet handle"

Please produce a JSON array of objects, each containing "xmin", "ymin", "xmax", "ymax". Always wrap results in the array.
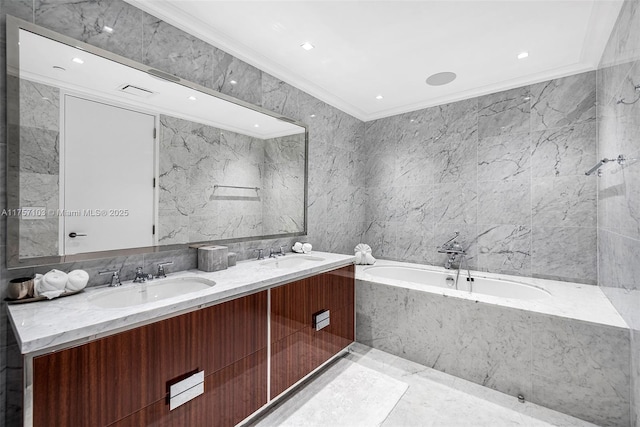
[
  {"xmin": 99, "ymin": 269, "xmax": 121, "ymax": 287},
  {"xmin": 279, "ymin": 246, "xmax": 286, "ymax": 256},
  {"xmin": 253, "ymin": 248, "xmax": 265, "ymax": 260},
  {"xmin": 155, "ymin": 261, "xmax": 173, "ymax": 278}
]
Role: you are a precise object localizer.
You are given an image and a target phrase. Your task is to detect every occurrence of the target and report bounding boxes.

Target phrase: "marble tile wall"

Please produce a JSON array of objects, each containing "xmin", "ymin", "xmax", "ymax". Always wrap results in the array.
[
  {"xmin": 597, "ymin": 0, "xmax": 640, "ymax": 424},
  {"xmin": 262, "ymin": 134, "xmax": 306, "ymax": 235},
  {"xmin": 356, "ymin": 280, "xmax": 631, "ymax": 426},
  {"xmin": 158, "ymin": 115, "xmax": 265, "ymax": 243},
  {"xmin": 19, "ymin": 79, "xmax": 59, "ymax": 258},
  {"xmin": 0, "ymin": 0, "xmax": 366, "ymax": 424},
  {"xmin": 364, "ymin": 72, "xmax": 598, "ymax": 285}
]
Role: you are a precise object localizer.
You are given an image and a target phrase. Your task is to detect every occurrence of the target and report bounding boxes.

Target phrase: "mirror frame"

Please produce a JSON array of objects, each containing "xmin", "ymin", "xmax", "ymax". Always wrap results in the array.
[{"xmin": 6, "ymin": 15, "xmax": 309, "ymax": 269}]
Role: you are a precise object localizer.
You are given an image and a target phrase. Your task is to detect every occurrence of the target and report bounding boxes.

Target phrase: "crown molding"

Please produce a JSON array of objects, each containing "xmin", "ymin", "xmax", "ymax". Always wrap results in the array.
[{"xmin": 125, "ymin": 0, "xmax": 621, "ymax": 123}]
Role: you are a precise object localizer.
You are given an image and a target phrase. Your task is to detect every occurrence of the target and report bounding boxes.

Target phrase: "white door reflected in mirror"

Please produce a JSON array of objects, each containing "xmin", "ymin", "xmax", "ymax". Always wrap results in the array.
[{"xmin": 63, "ymin": 95, "xmax": 156, "ymax": 254}]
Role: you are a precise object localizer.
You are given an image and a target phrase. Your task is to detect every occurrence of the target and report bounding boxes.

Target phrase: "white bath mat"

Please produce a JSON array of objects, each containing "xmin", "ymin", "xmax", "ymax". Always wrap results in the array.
[{"xmin": 256, "ymin": 358, "xmax": 408, "ymax": 427}]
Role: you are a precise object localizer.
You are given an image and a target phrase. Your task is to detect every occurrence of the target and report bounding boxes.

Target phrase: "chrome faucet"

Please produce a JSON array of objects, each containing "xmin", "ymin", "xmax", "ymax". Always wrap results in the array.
[
  {"xmin": 155, "ymin": 261, "xmax": 173, "ymax": 279},
  {"xmin": 99, "ymin": 269, "xmax": 121, "ymax": 287},
  {"xmin": 254, "ymin": 248, "xmax": 265, "ymax": 260},
  {"xmin": 269, "ymin": 247, "xmax": 286, "ymax": 258},
  {"xmin": 437, "ymin": 231, "xmax": 466, "ymax": 269},
  {"xmin": 133, "ymin": 267, "xmax": 151, "ymax": 283}
]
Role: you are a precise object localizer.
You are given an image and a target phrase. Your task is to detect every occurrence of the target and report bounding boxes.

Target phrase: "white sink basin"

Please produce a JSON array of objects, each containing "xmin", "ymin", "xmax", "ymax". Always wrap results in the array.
[
  {"xmin": 260, "ymin": 255, "xmax": 325, "ymax": 269},
  {"xmin": 89, "ymin": 276, "xmax": 215, "ymax": 309}
]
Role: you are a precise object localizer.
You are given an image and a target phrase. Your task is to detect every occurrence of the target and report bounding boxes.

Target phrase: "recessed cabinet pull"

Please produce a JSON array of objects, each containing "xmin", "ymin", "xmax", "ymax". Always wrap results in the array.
[
  {"xmin": 169, "ymin": 371, "xmax": 205, "ymax": 411},
  {"xmin": 313, "ymin": 309, "xmax": 330, "ymax": 331}
]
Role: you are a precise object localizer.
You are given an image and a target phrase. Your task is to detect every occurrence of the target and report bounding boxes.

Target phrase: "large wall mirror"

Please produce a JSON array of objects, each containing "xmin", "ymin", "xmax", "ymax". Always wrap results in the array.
[{"xmin": 6, "ymin": 16, "xmax": 308, "ymax": 268}]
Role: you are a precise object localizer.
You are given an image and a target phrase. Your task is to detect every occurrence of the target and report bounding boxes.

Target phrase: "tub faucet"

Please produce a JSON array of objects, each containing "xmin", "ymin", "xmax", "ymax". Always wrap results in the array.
[{"xmin": 437, "ymin": 231, "xmax": 466, "ymax": 269}]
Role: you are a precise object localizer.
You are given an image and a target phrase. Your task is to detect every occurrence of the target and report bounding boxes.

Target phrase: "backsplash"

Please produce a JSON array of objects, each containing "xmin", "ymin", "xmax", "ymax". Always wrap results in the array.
[{"xmin": 364, "ymin": 71, "xmax": 598, "ymax": 284}]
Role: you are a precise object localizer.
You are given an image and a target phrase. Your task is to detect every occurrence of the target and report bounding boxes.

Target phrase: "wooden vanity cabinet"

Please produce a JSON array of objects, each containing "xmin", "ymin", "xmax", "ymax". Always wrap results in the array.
[
  {"xmin": 32, "ymin": 291, "xmax": 268, "ymax": 427},
  {"xmin": 30, "ymin": 264, "xmax": 355, "ymax": 426},
  {"xmin": 270, "ymin": 265, "xmax": 355, "ymax": 398}
]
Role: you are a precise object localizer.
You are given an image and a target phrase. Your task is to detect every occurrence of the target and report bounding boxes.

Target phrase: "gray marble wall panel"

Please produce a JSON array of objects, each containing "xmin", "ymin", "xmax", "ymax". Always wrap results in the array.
[
  {"xmin": 356, "ymin": 280, "xmax": 630, "ymax": 426},
  {"xmin": 19, "ymin": 80, "xmax": 59, "ymax": 258},
  {"xmin": 597, "ymin": 0, "xmax": 640, "ymax": 425},
  {"xmin": 158, "ymin": 115, "xmax": 267, "ymax": 243},
  {"xmin": 142, "ymin": 12, "xmax": 213, "ymax": 87},
  {"xmin": 365, "ymin": 71, "xmax": 596, "ymax": 285},
  {"xmin": 597, "ymin": 1, "xmax": 640, "ymax": 425},
  {"xmin": 0, "ymin": 1, "xmax": 367, "ymax": 424}
]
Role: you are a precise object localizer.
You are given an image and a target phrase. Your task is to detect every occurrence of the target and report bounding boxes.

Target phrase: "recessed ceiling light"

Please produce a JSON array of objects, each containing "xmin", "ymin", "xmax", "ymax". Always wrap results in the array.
[
  {"xmin": 310, "ymin": 114, "xmax": 316, "ymax": 118},
  {"xmin": 523, "ymin": 96, "xmax": 531, "ymax": 101},
  {"xmin": 375, "ymin": 95, "xmax": 384, "ymax": 100},
  {"xmin": 230, "ymin": 80, "xmax": 237, "ymax": 85},
  {"xmin": 102, "ymin": 25, "xmax": 114, "ymax": 34},
  {"xmin": 301, "ymin": 42, "xmax": 314, "ymax": 51},
  {"xmin": 188, "ymin": 96, "xmax": 197, "ymax": 101},
  {"xmin": 254, "ymin": 124, "xmax": 260, "ymax": 128},
  {"xmin": 426, "ymin": 72, "xmax": 457, "ymax": 86},
  {"xmin": 72, "ymin": 57, "xmax": 84, "ymax": 64},
  {"xmin": 517, "ymin": 51, "xmax": 529, "ymax": 60}
]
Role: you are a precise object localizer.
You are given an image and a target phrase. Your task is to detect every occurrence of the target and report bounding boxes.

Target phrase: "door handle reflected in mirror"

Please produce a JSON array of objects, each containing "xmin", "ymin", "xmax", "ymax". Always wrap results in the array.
[{"xmin": 68, "ymin": 232, "xmax": 87, "ymax": 238}]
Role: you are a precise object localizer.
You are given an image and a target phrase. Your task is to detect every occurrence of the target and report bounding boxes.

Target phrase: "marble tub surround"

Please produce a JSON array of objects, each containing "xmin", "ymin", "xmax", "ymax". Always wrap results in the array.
[
  {"xmin": 364, "ymin": 71, "xmax": 597, "ymax": 285},
  {"xmin": 8, "ymin": 251, "xmax": 354, "ymax": 355},
  {"xmin": 356, "ymin": 266, "xmax": 630, "ymax": 426},
  {"xmin": 253, "ymin": 343, "xmax": 597, "ymax": 427},
  {"xmin": 356, "ymin": 260, "xmax": 626, "ymax": 328}
]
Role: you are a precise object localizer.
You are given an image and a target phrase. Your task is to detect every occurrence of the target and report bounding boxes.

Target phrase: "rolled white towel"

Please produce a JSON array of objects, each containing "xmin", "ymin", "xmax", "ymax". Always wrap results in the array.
[
  {"xmin": 354, "ymin": 243, "xmax": 372, "ymax": 254},
  {"xmin": 354, "ymin": 243, "xmax": 376, "ymax": 265},
  {"xmin": 66, "ymin": 269, "xmax": 89, "ymax": 291},
  {"xmin": 37, "ymin": 269, "xmax": 68, "ymax": 295},
  {"xmin": 33, "ymin": 274, "xmax": 44, "ymax": 297},
  {"xmin": 292, "ymin": 242, "xmax": 304, "ymax": 253},
  {"xmin": 302, "ymin": 243, "xmax": 312, "ymax": 254}
]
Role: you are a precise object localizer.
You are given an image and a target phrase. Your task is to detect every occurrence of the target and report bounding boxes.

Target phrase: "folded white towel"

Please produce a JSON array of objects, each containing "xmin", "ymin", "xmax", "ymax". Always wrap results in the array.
[
  {"xmin": 302, "ymin": 243, "xmax": 312, "ymax": 254},
  {"xmin": 37, "ymin": 269, "xmax": 68, "ymax": 295},
  {"xmin": 292, "ymin": 242, "xmax": 304, "ymax": 253},
  {"xmin": 66, "ymin": 270, "xmax": 89, "ymax": 291},
  {"xmin": 354, "ymin": 243, "xmax": 376, "ymax": 265}
]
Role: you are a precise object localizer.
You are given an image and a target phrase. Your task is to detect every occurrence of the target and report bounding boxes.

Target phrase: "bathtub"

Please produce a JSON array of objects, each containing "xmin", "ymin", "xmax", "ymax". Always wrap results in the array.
[
  {"xmin": 355, "ymin": 259, "xmax": 630, "ymax": 426},
  {"xmin": 362, "ymin": 264, "xmax": 551, "ymax": 300}
]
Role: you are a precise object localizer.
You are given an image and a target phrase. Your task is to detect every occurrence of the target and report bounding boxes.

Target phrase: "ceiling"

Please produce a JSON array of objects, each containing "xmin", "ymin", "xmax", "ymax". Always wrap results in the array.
[
  {"xmin": 127, "ymin": 1, "xmax": 623, "ymax": 121},
  {"xmin": 18, "ymin": 29, "xmax": 303, "ymax": 139}
]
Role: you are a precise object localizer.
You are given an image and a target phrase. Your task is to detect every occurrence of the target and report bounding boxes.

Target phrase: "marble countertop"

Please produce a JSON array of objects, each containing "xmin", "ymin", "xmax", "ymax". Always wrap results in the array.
[
  {"xmin": 356, "ymin": 259, "xmax": 628, "ymax": 329},
  {"xmin": 8, "ymin": 251, "xmax": 355, "ymax": 355}
]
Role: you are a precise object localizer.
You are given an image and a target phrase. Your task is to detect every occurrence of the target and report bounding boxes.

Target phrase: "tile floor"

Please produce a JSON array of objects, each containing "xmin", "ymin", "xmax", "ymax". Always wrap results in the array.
[{"xmin": 252, "ymin": 343, "xmax": 596, "ymax": 427}]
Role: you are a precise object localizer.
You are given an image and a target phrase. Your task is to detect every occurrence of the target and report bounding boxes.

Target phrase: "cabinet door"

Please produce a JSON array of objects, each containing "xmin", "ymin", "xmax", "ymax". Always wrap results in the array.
[
  {"xmin": 108, "ymin": 349, "xmax": 267, "ymax": 427},
  {"xmin": 33, "ymin": 291, "xmax": 267, "ymax": 427},
  {"xmin": 270, "ymin": 265, "xmax": 354, "ymax": 398}
]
